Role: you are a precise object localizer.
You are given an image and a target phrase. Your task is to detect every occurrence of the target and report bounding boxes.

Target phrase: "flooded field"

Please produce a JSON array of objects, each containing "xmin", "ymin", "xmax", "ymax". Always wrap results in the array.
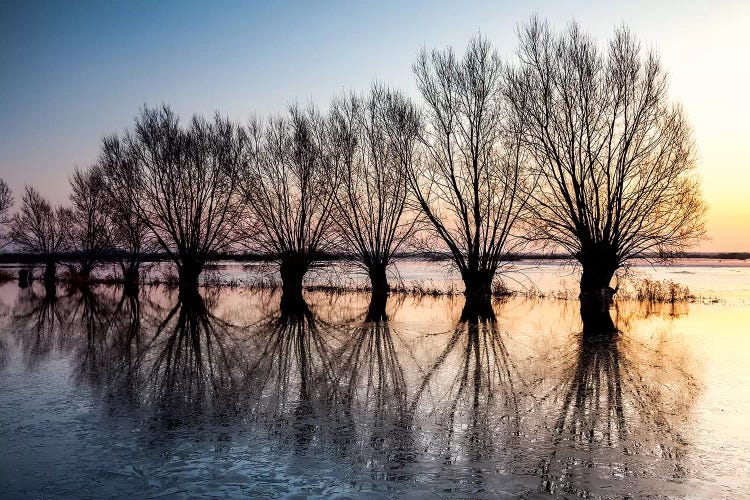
[{"xmin": 0, "ymin": 260, "xmax": 749, "ymax": 498}]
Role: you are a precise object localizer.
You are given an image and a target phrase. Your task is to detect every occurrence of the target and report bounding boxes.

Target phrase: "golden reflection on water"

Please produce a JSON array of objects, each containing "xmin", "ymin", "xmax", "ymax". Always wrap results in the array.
[{"xmin": 0, "ymin": 281, "xmax": 734, "ymax": 496}]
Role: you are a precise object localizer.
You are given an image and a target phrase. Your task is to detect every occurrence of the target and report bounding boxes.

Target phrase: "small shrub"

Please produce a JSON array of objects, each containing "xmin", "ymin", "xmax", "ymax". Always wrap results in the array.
[
  {"xmin": 0, "ymin": 269, "xmax": 13, "ymax": 283},
  {"xmin": 492, "ymin": 280, "xmax": 512, "ymax": 297},
  {"xmin": 631, "ymin": 279, "xmax": 693, "ymax": 303}
]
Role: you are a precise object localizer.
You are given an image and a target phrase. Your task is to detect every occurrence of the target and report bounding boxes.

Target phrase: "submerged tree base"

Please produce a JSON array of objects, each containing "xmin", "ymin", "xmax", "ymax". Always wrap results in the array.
[
  {"xmin": 365, "ymin": 292, "xmax": 389, "ymax": 322},
  {"xmin": 278, "ymin": 288, "xmax": 314, "ymax": 327},
  {"xmin": 459, "ymin": 296, "xmax": 496, "ymax": 324},
  {"xmin": 580, "ymin": 298, "xmax": 617, "ymax": 335},
  {"xmin": 177, "ymin": 270, "xmax": 203, "ymax": 290},
  {"xmin": 367, "ymin": 267, "xmax": 390, "ymax": 297},
  {"xmin": 461, "ymin": 269, "xmax": 495, "ymax": 304},
  {"xmin": 279, "ymin": 255, "xmax": 311, "ymax": 300}
]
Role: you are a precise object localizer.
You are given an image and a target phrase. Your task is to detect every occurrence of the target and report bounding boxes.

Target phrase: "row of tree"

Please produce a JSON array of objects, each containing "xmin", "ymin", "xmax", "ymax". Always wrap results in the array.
[{"xmin": 0, "ymin": 18, "xmax": 706, "ymax": 309}]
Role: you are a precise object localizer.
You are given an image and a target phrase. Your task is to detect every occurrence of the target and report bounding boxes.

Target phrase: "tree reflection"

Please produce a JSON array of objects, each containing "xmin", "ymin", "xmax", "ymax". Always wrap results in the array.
[
  {"xmin": 11, "ymin": 283, "xmax": 67, "ymax": 366},
  {"xmin": 2, "ymin": 282, "xmax": 705, "ymax": 496},
  {"xmin": 245, "ymin": 290, "xmax": 337, "ymax": 449},
  {"xmin": 68, "ymin": 285, "xmax": 120, "ymax": 387},
  {"xmin": 333, "ymin": 292, "xmax": 416, "ymax": 480},
  {"xmin": 98, "ymin": 289, "xmax": 147, "ymax": 406},
  {"xmin": 536, "ymin": 305, "xmax": 700, "ymax": 496},
  {"xmin": 580, "ymin": 300, "xmax": 617, "ymax": 335},
  {"xmin": 135, "ymin": 286, "xmax": 249, "ymax": 425},
  {"xmin": 413, "ymin": 297, "xmax": 521, "ymax": 469},
  {"xmin": 15, "ymin": 283, "xmax": 253, "ymax": 427},
  {"xmin": 364, "ymin": 291, "xmax": 389, "ymax": 322}
]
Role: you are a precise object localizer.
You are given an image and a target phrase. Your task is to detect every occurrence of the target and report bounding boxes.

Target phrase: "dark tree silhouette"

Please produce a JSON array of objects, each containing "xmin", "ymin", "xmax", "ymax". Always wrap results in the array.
[
  {"xmin": 505, "ymin": 18, "xmax": 706, "ymax": 310},
  {"xmin": 62, "ymin": 166, "xmax": 112, "ymax": 279},
  {"xmin": 243, "ymin": 105, "xmax": 339, "ymax": 298},
  {"xmin": 408, "ymin": 35, "xmax": 530, "ymax": 302},
  {"xmin": 98, "ymin": 142, "xmax": 156, "ymax": 293},
  {"xmin": 330, "ymin": 86, "xmax": 422, "ymax": 295},
  {"xmin": 10, "ymin": 186, "xmax": 67, "ymax": 285},
  {"xmin": 100, "ymin": 105, "xmax": 246, "ymax": 289},
  {"xmin": 0, "ymin": 177, "xmax": 12, "ymax": 249}
]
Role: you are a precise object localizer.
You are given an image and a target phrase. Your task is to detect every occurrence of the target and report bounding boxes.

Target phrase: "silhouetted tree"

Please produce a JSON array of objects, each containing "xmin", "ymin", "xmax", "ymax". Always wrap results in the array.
[
  {"xmin": 62, "ymin": 166, "xmax": 112, "ymax": 279},
  {"xmin": 330, "ymin": 86, "xmax": 422, "ymax": 295},
  {"xmin": 243, "ymin": 105, "xmax": 339, "ymax": 298},
  {"xmin": 100, "ymin": 105, "xmax": 246, "ymax": 288},
  {"xmin": 409, "ymin": 35, "xmax": 530, "ymax": 302},
  {"xmin": 98, "ymin": 143, "xmax": 156, "ymax": 293},
  {"xmin": 0, "ymin": 177, "xmax": 12, "ymax": 249},
  {"xmin": 10, "ymin": 186, "xmax": 67, "ymax": 285},
  {"xmin": 505, "ymin": 18, "xmax": 706, "ymax": 310}
]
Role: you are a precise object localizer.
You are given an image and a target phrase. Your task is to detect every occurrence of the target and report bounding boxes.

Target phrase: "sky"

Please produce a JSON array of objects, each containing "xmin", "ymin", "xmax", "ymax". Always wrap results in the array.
[{"xmin": 1, "ymin": 0, "xmax": 748, "ymax": 251}]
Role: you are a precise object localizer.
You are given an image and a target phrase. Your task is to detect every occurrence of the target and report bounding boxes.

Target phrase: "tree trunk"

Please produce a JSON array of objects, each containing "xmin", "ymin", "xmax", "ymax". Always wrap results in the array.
[
  {"xmin": 459, "ymin": 295, "xmax": 496, "ymax": 324},
  {"xmin": 44, "ymin": 279, "xmax": 57, "ymax": 298},
  {"xmin": 368, "ymin": 265, "xmax": 390, "ymax": 296},
  {"xmin": 279, "ymin": 288, "xmax": 312, "ymax": 323},
  {"xmin": 122, "ymin": 264, "xmax": 139, "ymax": 285},
  {"xmin": 177, "ymin": 285, "xmax": 205, "ymax": 317},
  {"xmin": 461, "ymin": 267, "xmax": 495, "ymax": 301},
  {"xmin": 577, "ymin": 246, "xmax": 619, "ymax": 335},
  {"xmin": 365, "ymin": 292, "xmax": 388, "ymax": 322},
  {"xmin": 577, "ymin": 247, "xmax": 618, "ymax": 311},
  {"xmin": 179, "ymin": 257, "xmax": 204, "ymax": 289},
  {"xmin": 18, "ymin": 269, "xmax": 31, "ymax": 288},
  {"xmin": 43, "ymin": 261, "xmax": 57, "ymax": 298},
  {"xmin": 280, "ymin": 255, "xmax": 309, "ymax": 298},
  {"xmin": 72, "ymin": 263, "xmax": 93, "ymax": 283},
  {"xmin": 118, "ymin": 261, "xmax": 140, "ymax": 296},
  {"xmin": 123, "ymin": 271, "xmax": 139, "ymax": 297},
  {"xmin": 43, "ymin": 261, "xmax": 56, "ymax": 285},
  {"xmin": 580, "ymin": 302, "xmax": 617, "ymax": 335}
]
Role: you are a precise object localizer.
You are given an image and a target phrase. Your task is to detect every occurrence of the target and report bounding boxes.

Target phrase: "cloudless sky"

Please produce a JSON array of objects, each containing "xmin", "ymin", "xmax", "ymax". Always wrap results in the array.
[{"xmin": 1, "ymin": 0, "xmax": 748, "ymax": 250}]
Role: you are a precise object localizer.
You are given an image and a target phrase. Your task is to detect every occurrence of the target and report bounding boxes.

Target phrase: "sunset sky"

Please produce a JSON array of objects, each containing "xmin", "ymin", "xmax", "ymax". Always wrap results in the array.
[{"xmin": 1, "ymin": 0, "xmax": 748, "ymax": 251}]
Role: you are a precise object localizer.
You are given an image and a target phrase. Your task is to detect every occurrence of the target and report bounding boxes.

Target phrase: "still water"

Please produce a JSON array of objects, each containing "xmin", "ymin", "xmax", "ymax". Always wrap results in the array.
[{"xmin": 0, "ymin": 260, "xmax": 749, "ymax": 498}]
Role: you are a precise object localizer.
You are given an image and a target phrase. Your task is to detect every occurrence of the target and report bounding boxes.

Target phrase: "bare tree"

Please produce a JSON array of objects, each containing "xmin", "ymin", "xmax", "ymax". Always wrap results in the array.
[
  {"xmin": 409, "ymin": 35, "xmax": 530, "ymax": 301},
  {"xmin": 98, "ymin": 142, "xmax": 156, "ymax": 292},
  {"xmin": 100, "ymin": 105, "xmax": 247, "ymax": 289},
  {"xmin": 10, "ymin": 186, "xmax": 67, "ymax": 284},
  {"xmin": 330, "ymin": 86, "xmax": 422, "ymax": 295},
  {"xmin": 0, "ymin": 178, "xmax": 12, "ymax": 249},
  {"xmin": 505, "ymin": 18, "xmax": 706, "ymax": 310},
  {"xmin": 243, "ymin": 105, "xmax": 339, "ymax": 297},
  {"xmin": 62, "ymin": 166, "xmax": 112, "ymax": 279}
]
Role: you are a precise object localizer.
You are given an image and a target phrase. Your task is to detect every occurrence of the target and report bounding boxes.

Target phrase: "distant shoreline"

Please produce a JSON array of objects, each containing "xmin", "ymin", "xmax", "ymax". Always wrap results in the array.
[{"xmin": 0, "ymin": 251, "xmax": 748, "ymax": 265}]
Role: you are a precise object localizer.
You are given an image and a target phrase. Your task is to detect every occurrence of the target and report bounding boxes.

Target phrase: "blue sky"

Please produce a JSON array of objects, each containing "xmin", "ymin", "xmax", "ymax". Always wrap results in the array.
[{"xmin": 1, "ymin": 0, "xmax": 749, "ymax": 249}]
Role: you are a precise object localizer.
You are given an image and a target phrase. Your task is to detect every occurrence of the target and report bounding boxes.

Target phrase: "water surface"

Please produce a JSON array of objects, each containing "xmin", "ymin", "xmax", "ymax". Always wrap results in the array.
[{"xmin": 0, "ymin": 261, "xmax": 749, "ymax": 498}]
